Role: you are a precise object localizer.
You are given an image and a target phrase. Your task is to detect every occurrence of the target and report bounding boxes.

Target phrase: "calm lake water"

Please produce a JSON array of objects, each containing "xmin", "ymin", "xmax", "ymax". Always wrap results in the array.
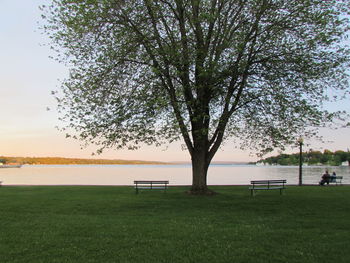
[{"xmin": 0, "ymin": 164, "xmax": 349, "ymax": 186}]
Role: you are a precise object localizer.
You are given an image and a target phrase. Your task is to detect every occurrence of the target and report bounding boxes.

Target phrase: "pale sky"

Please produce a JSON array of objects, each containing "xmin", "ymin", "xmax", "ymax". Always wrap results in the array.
[{"xmin": 1, "ymin": 0, "xmax": 349, "ymax": 162}]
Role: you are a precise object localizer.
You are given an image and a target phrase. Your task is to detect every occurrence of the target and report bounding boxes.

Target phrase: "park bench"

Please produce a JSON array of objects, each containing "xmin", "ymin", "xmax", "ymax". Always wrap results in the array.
[
  {"xmin": 329, "ymin": 176, "xmax": 343, "ymax": 185},
  {"xmin": 134, "ymin": 180, "xmax": 169, "ymax": 194},
  {"xmin": 249, "ymin": 179, "xmax": 286, "ymax": 196}
]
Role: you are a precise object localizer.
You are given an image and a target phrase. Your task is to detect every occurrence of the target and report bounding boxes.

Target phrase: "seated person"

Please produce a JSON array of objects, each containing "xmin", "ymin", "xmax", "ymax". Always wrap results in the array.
[
  {"xmin": 330, "ymin": 171, "xmax": 337, "ymax": 182},
  {"xmin": 319, "ymin": 170, "xmax": 330, "ymax": 185}
]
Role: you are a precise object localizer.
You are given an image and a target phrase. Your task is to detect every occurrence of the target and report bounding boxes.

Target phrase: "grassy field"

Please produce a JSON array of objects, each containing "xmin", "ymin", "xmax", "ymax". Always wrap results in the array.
[{"xmin": 0, "ymin": 185, "xmax": 349, "ymax": 263}]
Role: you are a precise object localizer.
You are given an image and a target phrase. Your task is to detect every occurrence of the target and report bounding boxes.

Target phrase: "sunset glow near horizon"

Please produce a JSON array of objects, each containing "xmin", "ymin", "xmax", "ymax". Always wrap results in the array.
[{"xmin": 1, "ymin": 0, "xmax": 350, "ymax": 162}]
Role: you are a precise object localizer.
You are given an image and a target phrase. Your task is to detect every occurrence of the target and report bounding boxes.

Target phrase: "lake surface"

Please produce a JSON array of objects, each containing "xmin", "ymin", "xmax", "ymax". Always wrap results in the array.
[{"xmin": 0, "ymin": 164, "xmax": 349, "ymax": 186}]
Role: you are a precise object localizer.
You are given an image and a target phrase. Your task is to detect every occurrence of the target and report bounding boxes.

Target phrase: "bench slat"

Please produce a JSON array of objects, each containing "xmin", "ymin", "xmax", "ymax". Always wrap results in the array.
[
  {"xmin": 136, "ymin": 186, "xmax": 166, "ymax": 189},
  {"xmin": 250, "ymin": 187, "xmax": 285, "ymax": 190},
  {"xmin": 251, "ymin": 180, "xmax": 286, "ymax": 184},
  {"xmin": 134, "ymin": 181, "xmax": 169, "ymax": 184}
]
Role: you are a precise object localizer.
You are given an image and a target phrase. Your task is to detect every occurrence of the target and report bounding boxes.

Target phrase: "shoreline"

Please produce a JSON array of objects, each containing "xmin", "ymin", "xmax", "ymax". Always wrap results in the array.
[{"xmin": 2, "ymin": 184, "xmax": 349, "ymax": 187}]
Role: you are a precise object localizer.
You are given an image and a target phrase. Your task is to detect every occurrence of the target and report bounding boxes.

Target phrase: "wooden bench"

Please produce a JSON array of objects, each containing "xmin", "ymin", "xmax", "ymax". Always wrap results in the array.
[
  {"xmin": 329, "ymin": 176, "xmax": 343, "ymax": 185},
  {"xmin": 134, "ymin": 180, "xmax": 169, "ymax": 194},
  {"xmin": 249, "ymin": 179, "xmax": 286, "ymax": 196}
]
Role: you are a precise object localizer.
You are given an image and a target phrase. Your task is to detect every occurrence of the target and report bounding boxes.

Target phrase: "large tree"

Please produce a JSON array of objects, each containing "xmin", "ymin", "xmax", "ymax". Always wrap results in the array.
[{"xmin": 42, "ymin": 0, "xmax": 350, "ymax": 194}]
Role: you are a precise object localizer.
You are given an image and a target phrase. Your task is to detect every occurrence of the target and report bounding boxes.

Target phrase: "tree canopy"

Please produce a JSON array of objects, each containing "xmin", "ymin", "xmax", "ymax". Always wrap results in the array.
[{"xmin": 42, "ymin": 0, "xmax": 350, "ymax": 194}]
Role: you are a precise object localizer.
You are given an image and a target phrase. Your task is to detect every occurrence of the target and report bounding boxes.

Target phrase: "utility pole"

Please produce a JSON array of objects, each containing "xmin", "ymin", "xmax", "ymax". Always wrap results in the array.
[{"xmin": 298, "ymin": 137, "xmax": 303, "ymax": 186}]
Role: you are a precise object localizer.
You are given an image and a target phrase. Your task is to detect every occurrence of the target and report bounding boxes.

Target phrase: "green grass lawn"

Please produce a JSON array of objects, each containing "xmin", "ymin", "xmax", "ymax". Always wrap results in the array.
[{"xmin": 0, "ymin": 185, "xmax": 349, "ymax": 263}]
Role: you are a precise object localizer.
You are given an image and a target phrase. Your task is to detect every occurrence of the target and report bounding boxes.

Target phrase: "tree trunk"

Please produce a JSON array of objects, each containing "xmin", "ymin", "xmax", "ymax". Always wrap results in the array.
[{"xmin": 189, "ymin": 148, "xmax": 215, "ymax": 195}]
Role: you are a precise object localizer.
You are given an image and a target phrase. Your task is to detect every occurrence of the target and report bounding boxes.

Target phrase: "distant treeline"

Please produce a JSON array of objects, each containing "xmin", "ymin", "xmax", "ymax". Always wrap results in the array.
[
  {"xmin": 0, "ymin": 156, "xmax": 166, "ymax": 165},
  {"xmin": 258, "ymin": 150, "xmax": 350, "ymax": 166}
]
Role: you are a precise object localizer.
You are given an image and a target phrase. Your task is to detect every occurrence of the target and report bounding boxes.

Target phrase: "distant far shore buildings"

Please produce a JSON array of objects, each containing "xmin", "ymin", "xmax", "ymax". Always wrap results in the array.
[
  {"xmin": 0, "ymin": 159, "xmax": 21, "ymax": 166},
  {"xmin": 0, "ymin": 161, "xmax": 22, "ymax": 168},
  {"xmin": 257, "ymin": 150, "xmax": 350, "ymax": 166},
  {"xmin": 256, "ymin": 161, "xmax": 350, "ymax": 166}
]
